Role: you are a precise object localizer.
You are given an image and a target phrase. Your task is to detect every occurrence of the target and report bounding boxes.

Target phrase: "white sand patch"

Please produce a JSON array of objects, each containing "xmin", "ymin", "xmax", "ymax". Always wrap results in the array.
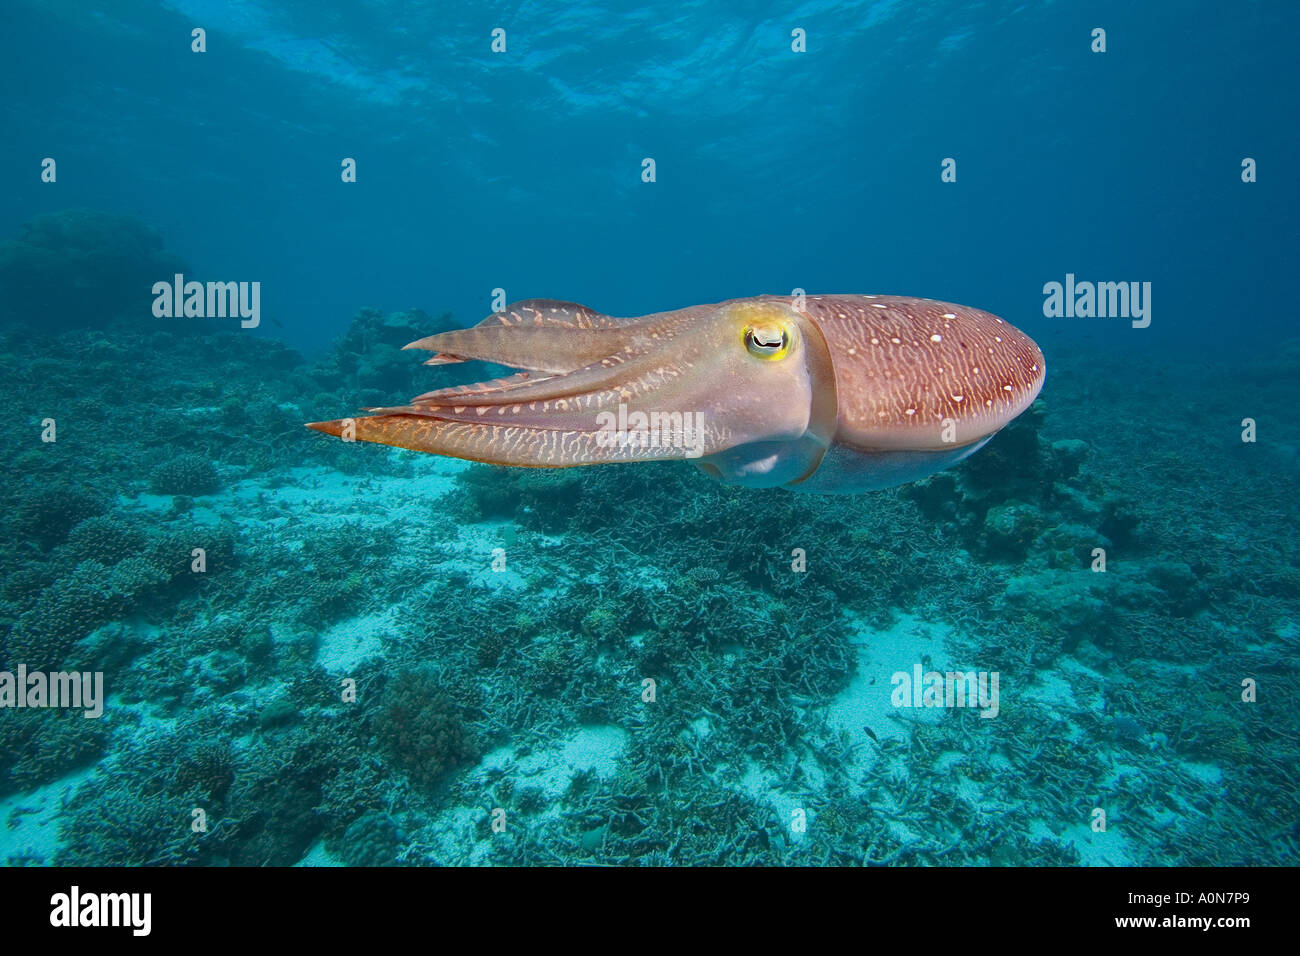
[
  {"xmin": 1025, "ymin": 817, "xmax": 1132, "ymax": 865},
  {"xmin": 933, "ymin": 750, "xmax": 965, "ymax": 773},
  {"xmin": 988, "ymin": 750, "xmax": 1014, "ymax": 774},
  {"xmin": 133, "ymin": 492, "xmax": 174, "ymax": 515},
  {"xmin": 442, "ymin": 520, "xmax": 528, "ymax": 591},
  {"xmin": 825, "ymin": 612, "xmax": 959, "ymax": 745},
  {"xmin": 403, "ymin": 724, "xmax": 630, "ymax": 864},
  {"xmin": 478, "ymin": 724, "xmax": 629, "ymax": 800},
  {"xmin": 110, "ymin": 703, "xmax": 179, "ymax": 739},
  {"xmin": 295, "ymin": 839, "xmax": 345, "ymax": 867},
  {"xmin": 126, "ymin": 457, "xmax": 466, "ymax": 534},
  {"xmin": 953, "ymin": 774, "xmax": 984, "ymax": 806},
  {"xmin": 317, "ymin": 608, "xmax": 396, "ymax": 673},
  {"xmin": 1178, "ymin": 761, "xmax": 1223, "ymax": 786},
  {"xmin": 736, "ymin": 760, "xmax": 812, "ymax": 844},
  {"xmin": 556, "ymin": 725, "xmax": 627, "ymax": 779},
  {"xmin": 133, "ymin": 459, "xmax": 550, "ymax": 600},
  {"xmin": 1058, "ymin": 821, "xmax": 1134, "ymax": 866},
  {"xmin": 0, "ymin": 766, "xmax": 97, "ymax": 865},
  {"xmin": 1054, "ymin": 655, "xmax": 1107, "ymax": 719},
  {"xmin": 406, "ymin": 804, "xmax": 489, "ymax": 865},
  {"xmin": 1022, "ymin": 669, "xmax": 1078, "ymax": 711},
  {"xmin": 819, "ymin": 612, "xmax": 964, "ymax": 790}
]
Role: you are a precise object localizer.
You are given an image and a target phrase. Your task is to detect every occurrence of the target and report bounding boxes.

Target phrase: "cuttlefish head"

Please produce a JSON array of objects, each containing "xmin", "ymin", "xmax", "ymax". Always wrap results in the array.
[
  {"xmin": 307, "ymin": 297, "xmax": 838, "ymax": 482},
  {"xmin": 307, "ymin": 294, "xmax": 1045, "ymax": 492}
]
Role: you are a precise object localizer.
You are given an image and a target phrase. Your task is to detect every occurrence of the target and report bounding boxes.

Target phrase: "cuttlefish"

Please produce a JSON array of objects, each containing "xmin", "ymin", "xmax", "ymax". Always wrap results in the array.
[{"xmin": 307, "ymin": 295, "xmax": 1045, "ymax": 493}]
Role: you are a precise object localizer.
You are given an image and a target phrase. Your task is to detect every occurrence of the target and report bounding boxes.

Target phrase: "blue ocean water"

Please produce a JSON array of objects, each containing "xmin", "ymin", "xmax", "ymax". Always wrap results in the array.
[{"xmin": 0, "ymin": 0, "xmax": 1296, "ymax": 869}]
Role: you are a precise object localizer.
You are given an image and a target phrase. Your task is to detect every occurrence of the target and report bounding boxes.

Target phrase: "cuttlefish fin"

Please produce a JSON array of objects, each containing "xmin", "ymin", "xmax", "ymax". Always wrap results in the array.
[
  {"xmin": 403, "ymin": 324, "xmax": 636, "ymax": 375},
  {"xmin": 482, "ymin": 299, "xmax": 629, "ymax": 329},
  {"xmin": 410, "ymin": 299, "xmax": 632, "ymax": 367}
]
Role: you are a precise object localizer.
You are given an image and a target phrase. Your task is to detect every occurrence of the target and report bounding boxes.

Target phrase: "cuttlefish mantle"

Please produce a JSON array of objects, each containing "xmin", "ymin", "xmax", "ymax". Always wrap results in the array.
[{"xmin": 307, "ymin": 294, "xmax": 1045, "ymax": 494}]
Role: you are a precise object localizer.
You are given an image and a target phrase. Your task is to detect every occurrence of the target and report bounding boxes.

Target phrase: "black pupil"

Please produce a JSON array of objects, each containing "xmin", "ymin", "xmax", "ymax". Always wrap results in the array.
[{"xmin": 752, "ymin": 329, "xmax": 782, "ymax": 349}]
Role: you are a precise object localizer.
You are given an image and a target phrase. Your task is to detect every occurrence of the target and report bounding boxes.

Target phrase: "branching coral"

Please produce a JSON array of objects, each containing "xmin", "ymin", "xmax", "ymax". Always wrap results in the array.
[
  {"xmin": 0, "ymin": 709, "xmax": 107, "ymax": 796},
  {"xmin": 374, "ymin": 671, "xmax": 479, "ymax": 791},
  {"xmin": 149, "ymin": 453, "xmax": 220, "ymax": 496},
  {"xmin": 13, "ymin": 482, "xmax": 110, "ymax": 550},
  {"xmin": 3, "ymin": 561, "xmax": 126, "ymax": 669},
  {"xmin": 65, "ymin": 515, "xmax": 146, "ymax": 566}
]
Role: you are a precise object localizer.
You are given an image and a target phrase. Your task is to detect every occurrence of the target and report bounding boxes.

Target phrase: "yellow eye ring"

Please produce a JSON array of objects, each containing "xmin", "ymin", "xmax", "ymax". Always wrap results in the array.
[{"xmin": 743, "ymin": 324, "xmax": 791, "ymax": 361}]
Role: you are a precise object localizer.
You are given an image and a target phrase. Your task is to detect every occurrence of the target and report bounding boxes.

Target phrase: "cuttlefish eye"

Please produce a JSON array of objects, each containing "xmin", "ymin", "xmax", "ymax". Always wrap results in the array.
[{"xmin": 743, "ymin": 323, "xmax": 792, "ymax": 360}]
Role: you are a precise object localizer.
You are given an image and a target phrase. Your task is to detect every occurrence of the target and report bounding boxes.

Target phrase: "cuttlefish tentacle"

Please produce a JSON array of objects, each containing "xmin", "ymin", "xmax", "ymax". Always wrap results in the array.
[
  {"xmin": 307, "ymin": 294, "xmax": 1045, "ymax": 493},
  {"xmin": 307, "ymin": 414, "xmax": 715, "ymax": 467}
]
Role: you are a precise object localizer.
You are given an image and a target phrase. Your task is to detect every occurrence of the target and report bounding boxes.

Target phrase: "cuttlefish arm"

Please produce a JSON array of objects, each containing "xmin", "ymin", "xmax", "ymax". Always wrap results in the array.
[{"xmin": 307, "ymin": 294, "xmax": 1045, "ymax": 493}]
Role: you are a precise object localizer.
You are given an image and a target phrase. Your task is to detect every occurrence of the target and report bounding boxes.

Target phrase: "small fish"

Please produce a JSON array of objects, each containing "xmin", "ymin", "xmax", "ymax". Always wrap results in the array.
[{"xmin": 308, "ymin": 294, "xmax": 1045, "ymax": 493}]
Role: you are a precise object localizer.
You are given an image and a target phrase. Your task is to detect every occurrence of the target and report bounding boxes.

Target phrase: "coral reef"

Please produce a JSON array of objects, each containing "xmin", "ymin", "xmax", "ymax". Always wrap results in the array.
[
  {"xmin": 0, "ymin": 209, "xmax": 189, "ymax": 330},
  {"xmin": 313, "ymin": 307, "xmax": 459, "ymax": 407},
  {"xmin": 329, "ymin": 811, "xmax": 403, "ymax": 867},
  {"xmin": 0, "ymin": 305, "xmax": 1292, "ymax": 868}
]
